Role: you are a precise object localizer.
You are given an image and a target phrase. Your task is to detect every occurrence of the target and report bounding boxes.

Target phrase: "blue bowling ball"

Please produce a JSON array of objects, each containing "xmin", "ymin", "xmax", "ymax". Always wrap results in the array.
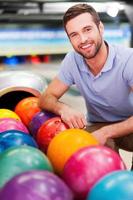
[
  {"xmin": 0, "ymin": 130, "xmax": 38, "ymax": 153},
  {"xmin": 3, "ymin": 56, "xmax": 20, "ymax": 66},
  {"xmin": 87, "ymin": 170, "xmax": 133, "ymax": 200}
]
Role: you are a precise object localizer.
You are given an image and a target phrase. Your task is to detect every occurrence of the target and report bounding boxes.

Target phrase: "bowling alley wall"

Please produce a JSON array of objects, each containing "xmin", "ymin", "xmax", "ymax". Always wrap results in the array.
[
  {"xmin": 0, "ymin": 0, "xmax": 132, "ymax": 68},
  {"xmin": 0, "ymin": 23, "xmax": 131, "ymax": 57}
]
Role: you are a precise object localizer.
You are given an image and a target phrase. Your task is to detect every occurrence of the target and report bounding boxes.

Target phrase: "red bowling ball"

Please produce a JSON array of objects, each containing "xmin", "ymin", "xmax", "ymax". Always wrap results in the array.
[
  {"xmin": 28, "ymin": 110, "xmax": 57, "ymax": 138},
  {"xmin": 37, "ymin": 117, "xmax": 69, "ymax": 153},
  {"xmin": 0, "ymin": 118, "xmax": 29, "ymax": 134},
  {"xmin": 62, "ymin": 145, "xmax": 126, "ymax": 200}
]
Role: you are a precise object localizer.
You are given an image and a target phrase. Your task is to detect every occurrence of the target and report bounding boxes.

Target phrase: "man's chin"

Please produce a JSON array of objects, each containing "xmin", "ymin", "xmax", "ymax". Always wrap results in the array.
[{"xmin": 82, "ymin": 53, "xmax": 96, "ymax": 60}]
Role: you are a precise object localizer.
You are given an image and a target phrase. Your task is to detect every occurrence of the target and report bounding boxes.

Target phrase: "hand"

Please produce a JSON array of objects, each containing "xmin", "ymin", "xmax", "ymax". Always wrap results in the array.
[
  {"xmin": 59, "ymin": 105, "xmax": 87, "ymax": 129},
  {"xmin": 92, "ymin": 127, "xmax": 109, "ymax": 145}
]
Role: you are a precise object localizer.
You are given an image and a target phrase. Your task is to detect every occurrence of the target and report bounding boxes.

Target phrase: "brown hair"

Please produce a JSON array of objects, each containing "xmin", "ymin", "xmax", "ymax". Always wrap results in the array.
[{"xmin": 63, "ymin": 4, "xmax": 100, "ymax": 30}]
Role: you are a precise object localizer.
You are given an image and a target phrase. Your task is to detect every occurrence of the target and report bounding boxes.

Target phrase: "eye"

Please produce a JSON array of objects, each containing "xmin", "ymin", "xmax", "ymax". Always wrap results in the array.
[
  {"xmin": 70, "ymin": 33, "xmax": 77, "ymax": 38},
  {"xmin": 85, "ymin": 28, "xmax": 91, "ymax": 32}
]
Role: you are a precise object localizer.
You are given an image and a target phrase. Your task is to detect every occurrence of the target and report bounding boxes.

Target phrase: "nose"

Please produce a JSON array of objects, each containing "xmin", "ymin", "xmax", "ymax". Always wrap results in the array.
[{"xmin": 80, "ymin": 33, "xmax": 88, "ymax": 43}]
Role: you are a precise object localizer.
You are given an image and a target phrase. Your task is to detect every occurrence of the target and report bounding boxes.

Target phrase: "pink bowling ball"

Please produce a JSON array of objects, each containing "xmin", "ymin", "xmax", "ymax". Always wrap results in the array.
[
  {"xmin": 0, "ymin": 118, "xmax": 29, "ymax": 134},
  {"xmin": 62, "ymin": 145, "xmax": 126, "ymax": 200}
]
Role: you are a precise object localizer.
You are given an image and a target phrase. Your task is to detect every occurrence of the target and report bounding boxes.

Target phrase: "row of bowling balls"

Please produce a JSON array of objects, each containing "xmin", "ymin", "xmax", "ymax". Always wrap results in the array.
[
  {"xmin": 0, "ymin": 97, "xmax": 133, "ymax": 199},
  {"xmin": 0, "ymin": 144, "xmax": 133, "ymax": 200},
  {"xmin": 0, "ymin": 169, "xmax": 133, "ymax": 200},
  {"xmin": 0, "ymin": 96, "xmax": 74, "ymax": 199},
  {"xmin": 0, "ymin": 96, "xmax": 69, "ymax": 153}
]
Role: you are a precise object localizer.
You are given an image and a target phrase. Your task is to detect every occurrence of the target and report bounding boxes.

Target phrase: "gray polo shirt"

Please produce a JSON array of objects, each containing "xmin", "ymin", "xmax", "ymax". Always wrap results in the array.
[{"xmin": 58, "ymin": 43, "xmax": 133, "ymax": 122}]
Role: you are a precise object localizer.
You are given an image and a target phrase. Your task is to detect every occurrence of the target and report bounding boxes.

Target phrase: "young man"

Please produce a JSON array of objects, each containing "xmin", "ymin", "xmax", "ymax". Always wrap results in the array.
[{"xmin": 39, "ymin": 4, "xmax": 133, "ymax": 156}]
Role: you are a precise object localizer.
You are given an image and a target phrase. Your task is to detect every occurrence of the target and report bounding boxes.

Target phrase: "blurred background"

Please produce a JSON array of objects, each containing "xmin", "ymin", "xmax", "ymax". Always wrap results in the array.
[
  {"xmin": 0, "ymin": 0, "xmax": 132, "ymax": 66},
  {"xmin": 0, "ymin": 0, "xmax": 133, "ymax": 168}
]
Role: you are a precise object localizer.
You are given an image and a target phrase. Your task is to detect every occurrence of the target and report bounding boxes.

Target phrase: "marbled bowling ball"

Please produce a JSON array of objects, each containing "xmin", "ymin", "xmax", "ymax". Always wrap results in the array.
[
  {"xmin": 0, "ymin": 130, "xmax": 38, "ymax": 153},
  {"xmin": 28, "ymin": 110, "xmax": 57, "ymax": 138},
  {"xmin": 0, "ymin": 170, "xmax": 74, "ymax": 200}
]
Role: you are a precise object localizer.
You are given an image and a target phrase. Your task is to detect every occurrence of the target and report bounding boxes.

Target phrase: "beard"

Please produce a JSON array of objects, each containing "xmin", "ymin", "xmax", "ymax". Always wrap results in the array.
[{"xmin": 74, "ymin": 36, "xmax": 103, "ymax": 60}]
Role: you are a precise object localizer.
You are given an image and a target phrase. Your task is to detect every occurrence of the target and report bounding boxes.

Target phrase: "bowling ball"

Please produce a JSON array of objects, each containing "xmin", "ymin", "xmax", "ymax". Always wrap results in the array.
[
  {"xmin": 14, "ymin": 97, "xmax": 41, "ymax": 126},
  {"xmin": 87, "ymin": 170, "xmax": 133, "ymax": 200},
  {"xmin": 37, "ymin": 117, "xmax": 68, "ymax": 153},
  {"xmin": 62, "ymin": 145, "xmax": 126, "ymax": 199},
  {"xmin": 0, "ymin": 170, "xmax": 74, "ymax": 200},
  {"xmin": 47, "ymin": 128, "xmax": 99, "ymax": 175},
  {"xmin": 28, "ymin": 110, "xmax": 57, "ymax": 138},
  {"xmin": 0, "ymin": 145, "xmax": 53, "ymax": 188},
  {"xmin": 0, "ymin": 130, "xmax": 38, "ymax": 153},
  {"xmin": 3, "ymin": 56, "xmax": 19, "ymax": 66},
  {"xmin": 0, "ymin": 109, "xmax": 21, "ymax": 121},
  {"xmin": 0, "ymin": 118, "xmax": 29, "ymax": 133}
]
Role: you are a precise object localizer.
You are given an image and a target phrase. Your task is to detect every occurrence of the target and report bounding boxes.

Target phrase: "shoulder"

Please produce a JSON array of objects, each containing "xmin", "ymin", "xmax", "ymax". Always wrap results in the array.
[
  {"xmin": 64, "ymin": 51, "xmax": 82, "ymax": 63},
  {"xmin": 61, "ymin": 51, "xmax": 83, "ymax": 71},
  {"xmin": 59, "ymin": 51, "xmax": 84, "ymax": 78},
  {"xmin": 111, "ymin": 44, "xmax": 133, "ymax": 61},
  {"xmin": 114, "ymin": 45, "xmax": 133, "ymax": 82}
]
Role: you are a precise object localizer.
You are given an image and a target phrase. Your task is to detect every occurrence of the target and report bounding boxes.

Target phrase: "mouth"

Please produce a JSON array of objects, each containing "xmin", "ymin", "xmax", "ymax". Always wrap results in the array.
[{"xmin": 80, "ymin": 43, "xmax": 93, "ymax": 50}]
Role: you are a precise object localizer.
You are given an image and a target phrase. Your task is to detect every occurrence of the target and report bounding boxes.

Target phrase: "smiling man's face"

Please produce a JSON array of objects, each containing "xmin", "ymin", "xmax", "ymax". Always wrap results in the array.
[{"xmin": 66, "ymin": 12, "xmax": 104, "ymax": 59}]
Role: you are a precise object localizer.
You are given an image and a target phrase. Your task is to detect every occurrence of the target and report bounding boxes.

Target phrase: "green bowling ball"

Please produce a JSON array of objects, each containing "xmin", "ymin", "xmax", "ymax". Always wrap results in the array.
[{"xmin": 0, "ymin": 145, "xmax": 53, "ymax": 188}]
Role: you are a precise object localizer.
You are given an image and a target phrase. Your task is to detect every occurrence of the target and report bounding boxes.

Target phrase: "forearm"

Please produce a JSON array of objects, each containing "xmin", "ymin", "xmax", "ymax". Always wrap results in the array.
[
  {"xmin": 104, "ymin": 116, "xmax": 133, "ymax": 139},
  {"xmin": 92, "ymin": 116, "xmax": 133, "ymax": 145},
  {"xmin": 39, "ymin": 93, "xmax": 68, "ymax": 116},
  {"xmin": 39, "ymin": 93, "xmax": 87, "ymax": 129}
]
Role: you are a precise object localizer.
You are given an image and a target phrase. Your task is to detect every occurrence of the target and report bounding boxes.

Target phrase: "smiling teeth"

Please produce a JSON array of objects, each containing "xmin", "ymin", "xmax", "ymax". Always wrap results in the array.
[{"xmin": 82, "ymin": 44, "xmax": 91, "ymax": 49}]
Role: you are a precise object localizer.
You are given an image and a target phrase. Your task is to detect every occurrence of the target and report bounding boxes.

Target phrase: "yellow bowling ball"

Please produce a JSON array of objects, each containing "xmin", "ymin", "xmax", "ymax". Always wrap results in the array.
[
  {"xmin": 0, "ymin": 109, "xmax": 21, "ymax": 121},
  {"xmin": 47, "ymin": 128, "xmax": 99, "ymax": 175}
]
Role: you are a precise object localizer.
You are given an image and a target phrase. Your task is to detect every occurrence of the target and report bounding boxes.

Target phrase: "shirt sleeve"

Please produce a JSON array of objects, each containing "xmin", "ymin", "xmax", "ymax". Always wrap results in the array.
[
  {"xmin": 123, "ymin": 52, "xmax": 133, "ymax": 87},
  {"xmin": 57, "ymin": 52, "xmax": 75, "ymax": 86}
]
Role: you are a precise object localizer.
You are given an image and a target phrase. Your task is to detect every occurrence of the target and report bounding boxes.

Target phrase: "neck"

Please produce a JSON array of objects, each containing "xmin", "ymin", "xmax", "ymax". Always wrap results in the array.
[{"xmin": 85, "ymin": 41, "xmax": 108, "ymax": 76}]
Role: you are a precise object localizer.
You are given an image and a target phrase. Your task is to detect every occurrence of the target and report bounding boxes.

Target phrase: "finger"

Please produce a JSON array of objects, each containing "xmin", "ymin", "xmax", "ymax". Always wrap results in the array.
[
  {"xmin": 67, "ymin": 121, "xmax": 75, "ymax": 129},
  {"xmin": 63, "ymin": 119, "xmax": 75, "ymax": 128},
  {"xmin": 81, "ymin": 116, "xmax": 87, "ymax": 126},
  {"xmin": 76, "ymin": 118, "xmax": 85, "ymax": 129},
  {"xmin": 71, "ymin": 119, "xmax": 80, "ymax": 128},
  {"xmin": 78, "ymin": 116, "xmax": 87, "ymax": 129}
]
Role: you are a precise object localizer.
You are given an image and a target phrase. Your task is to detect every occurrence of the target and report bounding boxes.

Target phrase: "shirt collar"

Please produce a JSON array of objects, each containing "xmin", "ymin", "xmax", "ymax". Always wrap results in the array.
[
  {"xmin": 101, "ymin": 42, "xmax": 115, "ymax": 73},
  {"xmin": 79, "ymin": 42, "xmax": 116, "ymax": 74}
]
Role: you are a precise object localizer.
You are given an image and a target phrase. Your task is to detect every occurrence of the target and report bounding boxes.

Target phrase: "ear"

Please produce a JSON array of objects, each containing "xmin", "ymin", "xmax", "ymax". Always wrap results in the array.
[{"xmin": 99, "ymin": 21, "xmax": 104, "ymax": 35}]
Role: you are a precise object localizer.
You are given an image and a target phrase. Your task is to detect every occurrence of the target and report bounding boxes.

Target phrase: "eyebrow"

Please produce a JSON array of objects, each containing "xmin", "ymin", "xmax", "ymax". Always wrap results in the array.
[
  {"xmin": 83, "ymin": 25, "xmax": 92, "ymax": 30},
  {"xmin": 68, "ymin": 32, "xmax": 77, "ymax": 37},
  {"xmin": 68, "ymin": 25, "xmax": 93, "ymax": 37}
]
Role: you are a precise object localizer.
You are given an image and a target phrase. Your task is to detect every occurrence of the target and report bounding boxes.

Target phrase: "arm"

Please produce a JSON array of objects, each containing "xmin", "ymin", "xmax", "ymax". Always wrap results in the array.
[
  {"xmin": 39, "ymin": 76, "xmax": 87, "ymax": 128},
  {"xmin": 92, "ymin": 116, "xmax": 133, "ymax": 145},
  {"xmin": 92, "ymin": 82, "xmax": 133, "ymax": 145}
]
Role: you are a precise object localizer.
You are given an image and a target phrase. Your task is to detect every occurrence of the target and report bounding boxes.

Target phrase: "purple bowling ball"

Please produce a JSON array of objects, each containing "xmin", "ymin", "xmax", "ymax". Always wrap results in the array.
[
  {"xmin": 28, "ymin": 111, "xmax": 57, "ymax": 138},
  {"xmin": 0, "ymin": 170, "xmax": 74, "ymax": 200}
]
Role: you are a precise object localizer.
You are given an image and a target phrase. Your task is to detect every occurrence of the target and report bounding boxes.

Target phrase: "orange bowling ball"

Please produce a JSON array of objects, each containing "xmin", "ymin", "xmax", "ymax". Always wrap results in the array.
[
  {"xmin": 14, "ymin": 97, "xmax": 41, "ymax": 126},
  {"xmin": 47, "ymin": 129, "xmax": 99, "ymax": 175}
]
